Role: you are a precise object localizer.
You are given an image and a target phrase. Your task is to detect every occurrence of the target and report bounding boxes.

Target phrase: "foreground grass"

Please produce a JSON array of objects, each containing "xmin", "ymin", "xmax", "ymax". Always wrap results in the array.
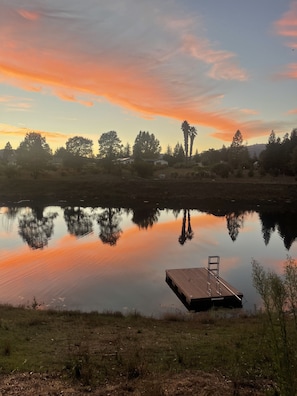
[{"xmin": 0, "ymin": 305, "xmax": 281, "ymax": 394}]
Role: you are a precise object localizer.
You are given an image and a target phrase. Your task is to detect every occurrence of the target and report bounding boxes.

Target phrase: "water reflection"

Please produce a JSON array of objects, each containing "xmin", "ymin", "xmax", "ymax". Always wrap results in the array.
[
  {"xmin": 18, "ymin": 207, "xmax": 58, "ymax": 250},
  {"xmin": 259, "ymin": 211, "xmax": 297, "ymax": 250},
  {"xmin": 1, "ymin": 204, "xmax": 297, "ymax": 316},
  {"xmin": 132, "ymin": 206, "xmax": 160, "ymax": 229},
  {"xmin": 1, "ymin": 205, "xmax": 297, "ymax": 251},
  {"xmin": 97, "ymin": 208, "xmax": 122, "ymax": 246},
  {"xmin": 64, "ymin": 207, "xmax": 93, "ymax": 237},
  {"xmin": 226, "ymin": 212, "xmax": 245, "ymax": 242},
  {"xmin": 178, "ymin": 209, "xmax": 194, "ymax": 245}
]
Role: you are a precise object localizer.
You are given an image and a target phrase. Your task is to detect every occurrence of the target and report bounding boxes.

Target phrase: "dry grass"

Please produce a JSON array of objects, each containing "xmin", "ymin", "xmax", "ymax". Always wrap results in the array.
[{"xmin": 0, "ymin": 304, "xmax": 279, "ymax": 395}]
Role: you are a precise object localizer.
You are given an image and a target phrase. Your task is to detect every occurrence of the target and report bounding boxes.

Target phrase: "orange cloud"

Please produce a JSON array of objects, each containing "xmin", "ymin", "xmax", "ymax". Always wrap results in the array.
[
  {"xmin": 0, "ymin": 123, "xmax": 69, "ymax": 142},
  {"xmin": 0, "ymin": 2, "xmax": 261, "ymax": 143},
  {"xmin": 274, "ymin": 2, "xmax": 297, "ymax": 45}
]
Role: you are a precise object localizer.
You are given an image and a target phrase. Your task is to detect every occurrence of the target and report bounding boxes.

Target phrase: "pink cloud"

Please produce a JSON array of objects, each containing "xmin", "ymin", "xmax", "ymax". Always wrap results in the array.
[
  {"xmin": 0, "ymin": 1, "xmax": 281, "ymax": 145},
  {"xmin": 274, "ymin": 2, "xmax": 297, "ymax": 45},
  {"xmin": 17, "ymin": 9, "xmax": 40, "ymax": 21},
  {"xmin": 182, "ymin": 35, "xmax": 248, "ymax": 81},
  {"xmin": 287, "ymin": 108, "xmax": 297, "ymax": 114},
  {"xmin": 278, "ymin": 63, "xmax": 297, "ymax": 79},
  {"xmin": 239, "ymin": 108, "xmax": 260, "ymax": 116}
]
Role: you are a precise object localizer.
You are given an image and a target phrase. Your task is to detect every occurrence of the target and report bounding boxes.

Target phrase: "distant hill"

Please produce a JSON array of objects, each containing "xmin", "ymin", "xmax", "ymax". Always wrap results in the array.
[{"xmin": 247, "ymin": 144, "xmax": 266, "ymax": 159}]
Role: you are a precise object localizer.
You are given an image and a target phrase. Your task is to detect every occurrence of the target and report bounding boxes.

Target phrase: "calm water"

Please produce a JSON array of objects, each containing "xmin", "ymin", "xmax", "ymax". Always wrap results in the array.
[{"xmin": 0, "ymin": 204, "xmax": 297, "ymax": 316}]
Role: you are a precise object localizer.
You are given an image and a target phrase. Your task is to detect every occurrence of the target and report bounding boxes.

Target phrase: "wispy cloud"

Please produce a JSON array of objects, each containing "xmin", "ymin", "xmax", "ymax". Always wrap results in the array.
[
  {"xmin": 0, "ymin": 95, "xmax": 33, "ymax": 111},
  {"xmin": 274, "ymin": 1, "xmax": 297, "ymax": 45},
  {"xmin": 0, "ymin": 123, "xmax": 69, "ymax": 142},
  {"xmin": 181, "ymin": 35, "xmax": 248, "ymax": 81},
  {"xmin": 274, "ymin": 1, "xmax": 297, "ymax": 80},
  {"xmin": 0, "ymin": 0, "xmax": 256, "ymax": 140}
]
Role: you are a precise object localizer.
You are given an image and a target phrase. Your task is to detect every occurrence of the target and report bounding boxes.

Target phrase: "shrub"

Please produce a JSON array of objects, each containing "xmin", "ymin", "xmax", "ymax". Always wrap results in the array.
[
  {"xmin": 211, "ymin": 163, "xmax": 230, "ymax": 178},
  {"xmin": 133, "ymin": 161, "xmax": 154, "ymax": 178}
]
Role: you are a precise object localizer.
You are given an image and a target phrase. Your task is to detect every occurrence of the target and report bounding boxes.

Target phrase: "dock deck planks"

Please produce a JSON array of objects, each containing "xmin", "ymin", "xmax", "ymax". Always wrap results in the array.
[{"xmin": 166, "ymin": 267, "xmax": 243, "ymax": 311}]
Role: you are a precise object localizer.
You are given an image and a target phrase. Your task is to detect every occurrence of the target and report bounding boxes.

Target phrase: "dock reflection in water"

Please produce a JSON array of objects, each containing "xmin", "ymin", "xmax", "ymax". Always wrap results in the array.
[{"xmin": 0, "ymin": 205, "xmax": 296, "ymax": 316}]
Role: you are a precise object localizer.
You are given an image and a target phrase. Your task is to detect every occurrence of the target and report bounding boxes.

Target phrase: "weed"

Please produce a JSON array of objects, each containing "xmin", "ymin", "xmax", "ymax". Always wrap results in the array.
[
  {"xmin": 66, "ymin": 340, "xmax": 93, "ymax": 386},
  {"xmin": 2, "ymin": 341, "xmax": 11, "ymax": 356}
]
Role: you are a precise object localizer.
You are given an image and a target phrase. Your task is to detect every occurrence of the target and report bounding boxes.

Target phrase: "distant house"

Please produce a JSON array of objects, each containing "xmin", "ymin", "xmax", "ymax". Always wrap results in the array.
[
  {"xmin": 153, "ymin": 159, "xmax": 168, "ymax": 166},
  {"xmin": 115, "ymin": 157, "xmax": 168, "ymax": 166},
  {"xmin": 143, "ymin": 158, "xmax": 168, "ymax": 166},
  {"xmin": 115, "ymin": 157, "xmax": 134, "ymax": 165}
]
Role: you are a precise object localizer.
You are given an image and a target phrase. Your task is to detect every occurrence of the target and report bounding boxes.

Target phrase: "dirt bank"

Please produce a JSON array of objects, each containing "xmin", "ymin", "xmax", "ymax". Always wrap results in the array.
[{"xmin": 0, "ymin": 176, "xmax": 296, "ymax": 212}]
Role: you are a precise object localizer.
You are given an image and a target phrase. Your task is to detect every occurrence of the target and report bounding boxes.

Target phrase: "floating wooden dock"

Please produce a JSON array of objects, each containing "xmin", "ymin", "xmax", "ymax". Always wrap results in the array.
[{"xmin": 166, "ymin": 258, "xmax": 243, "ymax": 311}]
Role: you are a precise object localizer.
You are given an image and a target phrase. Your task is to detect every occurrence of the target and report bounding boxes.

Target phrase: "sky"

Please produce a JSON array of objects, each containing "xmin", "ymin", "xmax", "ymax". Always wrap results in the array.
[{"xmin": 0, "ymin": 0, "xmax": 297, "ymax": 154}]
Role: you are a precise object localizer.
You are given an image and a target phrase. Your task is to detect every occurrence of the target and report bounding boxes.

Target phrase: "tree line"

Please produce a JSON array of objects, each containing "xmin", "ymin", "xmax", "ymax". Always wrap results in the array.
[
  {"xmin": 0, "ymin": 120, "xmax": 198, "ymax": 177},
  {"xmin": 1, "ymin": 123, "xmax": 297, "ymax": 178}
]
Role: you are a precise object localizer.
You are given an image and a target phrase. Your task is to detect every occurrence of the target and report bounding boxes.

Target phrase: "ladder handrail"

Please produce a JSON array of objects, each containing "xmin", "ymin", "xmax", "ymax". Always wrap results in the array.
[{"xmin": 206, "ymin": 268, "xmax": 242, "ymax": 302}]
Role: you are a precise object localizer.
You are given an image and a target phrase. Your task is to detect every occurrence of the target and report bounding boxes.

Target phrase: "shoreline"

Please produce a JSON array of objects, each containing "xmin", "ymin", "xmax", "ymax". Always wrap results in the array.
[{"xmin": 0, "ymin": 177, "xmax": 296, "ymax": 212}]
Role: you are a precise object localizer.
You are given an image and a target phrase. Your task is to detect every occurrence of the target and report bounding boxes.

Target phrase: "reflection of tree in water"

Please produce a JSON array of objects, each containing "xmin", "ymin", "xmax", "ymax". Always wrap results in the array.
[
  {"xmin": 226, "ymin": 212, "xmax": 245, "ymax": 242},
  {"xmin": 132, "ymin": 206, "xmax": 160, "ymax": 229},
  {"xmin": 18, "ymin": 207, "xmax": 58, "ymax": 249},
  {"xmin": 1, "ymin": 207, "xmax": 19, "ymax": 232},
  {"xmin": 259, "ymin": 212, "xmax": 276, "ymax": 246},
  {"xmin": 179, "ymin": 209, "xmax": 194, "ymax": 245},
  {"xmin": 97, "ymin": 208, "xmax": 122, "ymax": 246},
  {"xmin": 64, "ymin": 207, "xmax": 93, "ymax": 237},
  {"xmin": 260, "ymin": 211, "xmax": 297, "ymax": 250}
]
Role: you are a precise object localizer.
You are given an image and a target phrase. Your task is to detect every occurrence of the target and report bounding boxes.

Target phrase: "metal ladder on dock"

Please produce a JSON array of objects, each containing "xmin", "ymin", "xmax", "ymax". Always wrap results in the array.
[{"xmin": 207, "ymin": 256, "xmax": 221, "ymax": 296}]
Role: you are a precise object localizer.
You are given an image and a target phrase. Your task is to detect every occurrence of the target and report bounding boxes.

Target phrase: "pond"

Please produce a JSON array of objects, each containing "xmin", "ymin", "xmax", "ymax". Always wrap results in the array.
[{"xmin": 0, "ymin": 204, "xmax": 297, "ymax": 316}]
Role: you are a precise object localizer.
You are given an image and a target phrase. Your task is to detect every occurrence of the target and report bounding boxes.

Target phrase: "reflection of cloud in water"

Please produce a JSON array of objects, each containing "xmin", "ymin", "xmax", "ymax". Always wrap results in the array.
[{"xmin": 0, "ymin": 209, "xmax": 296, "ymax": 315}]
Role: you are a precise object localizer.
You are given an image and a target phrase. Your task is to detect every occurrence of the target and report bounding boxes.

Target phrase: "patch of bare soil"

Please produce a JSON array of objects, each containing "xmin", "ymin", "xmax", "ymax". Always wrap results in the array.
[{"xmin": 0, "ymin": 371, "xmax": 274, "ymax": 395}]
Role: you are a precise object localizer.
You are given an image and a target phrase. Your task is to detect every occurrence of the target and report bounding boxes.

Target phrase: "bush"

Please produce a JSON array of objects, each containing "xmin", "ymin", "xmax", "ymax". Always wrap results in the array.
[
  {"xmin": 252, "ymin": 258, "xmax": 297, "ymax": 395},
  {"xmin": 133, "ymin": 161, "xmax": 154, "ymax": 178},
  {"xmin": 211, "ymin": 163, "xmax": 230, "ymax": 178},
  {"xmin": 4, "ymin": 165, "xmax": 18, "ymax": 179}
]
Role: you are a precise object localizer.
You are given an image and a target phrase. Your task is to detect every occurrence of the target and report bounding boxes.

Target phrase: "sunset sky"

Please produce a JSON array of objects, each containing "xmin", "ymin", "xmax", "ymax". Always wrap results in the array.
[{"xmin": 1, "ymin": 1, "xmax": 297, "ymax": 154}]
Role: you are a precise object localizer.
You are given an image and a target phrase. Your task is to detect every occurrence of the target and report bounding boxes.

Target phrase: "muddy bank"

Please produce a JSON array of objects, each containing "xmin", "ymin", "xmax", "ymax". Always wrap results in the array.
[{"xmin": 0, "ymin": 177, "xmax": 296, "ymax": 212}]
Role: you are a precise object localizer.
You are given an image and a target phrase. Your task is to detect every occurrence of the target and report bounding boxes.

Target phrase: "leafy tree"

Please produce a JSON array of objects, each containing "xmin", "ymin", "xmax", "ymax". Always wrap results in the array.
[
  {"xmin": 200, "ymin": 148, "xmax": 222, "ymax": 166},
  {"xmin": 98, "ymin": 131, "xmax": 122, "ymax": 160},
  {"xmin": 2, "ymin": 142, "xmax": 14, "ymax": 163},
  {"xmin": 121, "ymin": 142, "xmax": 131, "ymax": 157},
  {"xmin": 260, "ymin": 129, "xmax": 297, "ymax": 176},
  {"xmin": 16, "ymin": 132, "xmax": 52, "ymax": 177},
  {"xmin": 65, "ymin": 136, "xmax": 93, "ymax": 158},
  {"xmin": 133, "ymin": 131, "xmax": 161, "ymax": 159},
  {"xmin": 173, "ymin": 143, "xmax": 185, "ymax": 163},
  {"xmin": 165, "ymin": 145, "xmax": 173, "ymax": 156},
  {"xmin": 181, "ymin": 120, "xmax": 190, "ymax": 161},
  {"xmin": 290, "ymin": 146, "xmax": 297, "ymax": 175},
  {"xmin": 162, "ymin": 145, "xmax": 174, "ymax": 166}
]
